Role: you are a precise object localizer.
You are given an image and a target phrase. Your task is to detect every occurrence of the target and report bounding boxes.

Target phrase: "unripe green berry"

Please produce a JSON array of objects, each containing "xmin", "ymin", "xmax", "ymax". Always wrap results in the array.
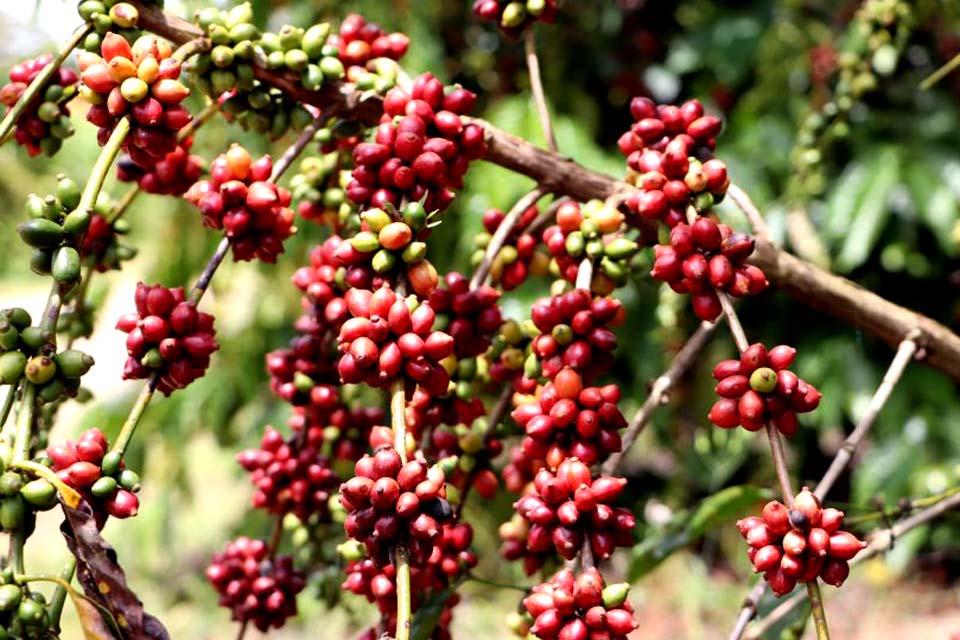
[
  {"xmin": 749, "ymin": 367, "xmax": 777, "ymax": 393},
  {"xmin": 91, "ymin": 476, "xmax": 118, "ymax": 498},
  {"xmin": 25, "ymin": 355, "xmax": 56, "ymax": 385}
]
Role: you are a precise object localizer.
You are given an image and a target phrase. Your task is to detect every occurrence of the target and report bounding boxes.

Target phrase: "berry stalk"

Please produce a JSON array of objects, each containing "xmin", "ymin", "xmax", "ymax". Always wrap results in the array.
[
  {"xmin": 0, "ymin": 23, "xmax": 91, "ymax": 145},
  {"xmin": 726, "ymin": 183, "xmax": 770, "ymax": 243},
  {"xmin": 523, "ymin": 28, "xmax": 557, "ymax": 153},
  {"xmin": 470, "ymin": 187, "xmax": 547, "ymax": 289},
  {"xmin": 109, "ymin": 376, "xmax": 157, "ymax": 457},
  {"xmin": 391, "ymin": 379, "xmax": 412, "ymax": 640}
]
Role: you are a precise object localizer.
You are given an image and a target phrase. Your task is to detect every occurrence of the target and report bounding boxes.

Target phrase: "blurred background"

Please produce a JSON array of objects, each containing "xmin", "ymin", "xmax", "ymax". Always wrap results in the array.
[{"xmin": 2, "ymin": 0, "xmax": 960, "ymax": 638}]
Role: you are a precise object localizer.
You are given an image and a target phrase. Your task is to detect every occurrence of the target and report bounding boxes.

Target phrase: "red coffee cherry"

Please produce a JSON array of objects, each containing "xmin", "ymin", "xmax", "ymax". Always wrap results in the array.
[
  {"xmin": 206, "ymin": 537, "xmax": 306, "ymax": 632},
  {"xmin": 428, "ymin": 271, "xmax": 503, "ymax": 359},
  {"xmin": 2, "ymin": 53, "xmax": 78, "ymax": 156},
  {"xmin": 472, "ymin": 0, "xmax": 559, "ymax": 37},
  {"xmin": 79, "ymin": 33, "xmax": 191, "ymax": 169},
  {"xmin": 329, "ymin": 14, "xmax": 409, "ymax": 79},
  {"xmin": 184, "ymin": 144, "xmax": 296, "ymax": 263},
  {"xmin": 508, "ymin": 459, "xmax": 635, "ymax": 563},
  {"xmin": 116, "ymin": 282, "xmax": 218, "ymax": 395},
  {"xmin": 522, "ymin": 568, "xmax": 638, "ymax": 640},
  {"xmin": 709, "ymin": 343, "xmax": 821, "ymax": 435},
  {"xmin": 475, "ymin": 204, "xmax": 547, "ymax": 290},
  {"xmin": 737, "ymin": 488, "xmax": 866, "ymax": 596},
  {"xmin": 117, "ymin": 138, "xmax": 204, "ymax": 195},
  {"xmin": 47, "ymin": 428, "xmax": 140, "ymax": 529}
]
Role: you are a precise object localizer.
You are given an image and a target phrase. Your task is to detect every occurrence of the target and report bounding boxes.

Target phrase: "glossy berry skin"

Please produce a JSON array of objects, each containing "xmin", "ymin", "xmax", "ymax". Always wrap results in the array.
[
  {"xmin": 329, "ymin": 13, "xmax": 409, "ymax": 80},
  {"xmin": 336, "ymin": 284, "xmax": 453, "ymax": 395},
  {"xmin": 651, "ymin": 218, "xmax": 767, "ymax": 321},
  {"xmin": 81, "ymin": 213, "xmax": 133, "ymax": 273},
  {"xmin": 511, "ymin": 369, "xmax": 625, "ymax": 468},
  {"xmin": 117, "ymin": 138, "xmax": 204, "ymax": 195},
  {"xmin": 347, "ymin": 73, "xmax": 486, "ymax": 213},
  {"xmin": 523, "ymin": 568, "xmax": 639, "ymax": 640},
  {"xmin": 737, "ymin": 488, "xmax": 866, "ymax": 596},
  {"xmin": 472, "ymin": 0, "xmax": 559, "ymax": 38},
  {"xmin": 509, "ymin": 459, "xmax": 635, "ymax": 563},
  {"xmin": 47, "ymin": 428, "xmax": 140, "ymax": 528},
  {"xmin": 206, "ymin": 537, "xmax": 306, "ymax": 632},
  {"xmin": 236, "ymin": 426, "xmax": 341, "ymax": 522},
  {"xmin": 115, "ymin": 282, "xmax": 218, "ymax": 396},
  {"xmin": 340, "ymin": 446, "xmax": 453, "ymax": 567},
  {"xmin": 1, "ymin": 53, "xmax": 78, "ymax": 156},
  {"xmin": 619, "ymin": 97, "xmax": 729, "ymax": 225},
  {"xmin": 79, "ymin": 33, "xmax": 192, "ymax": 169},
  {"xmin": 529, "ymin": 289, "xmax": 623, "ymax": 381},
  {"xmin": 709, "ymin": 343, "xmax": 821, "ymax": 435},
  {"xmin": 184, "ymin": 144, "xmax": 296, "ymax": 263},
  {"xmin": 428, "ymin": 271, "xmax": 503, "ymax": 359}
]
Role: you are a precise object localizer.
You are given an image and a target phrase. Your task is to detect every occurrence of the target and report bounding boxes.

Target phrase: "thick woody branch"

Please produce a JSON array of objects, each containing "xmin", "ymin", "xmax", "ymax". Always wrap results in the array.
[{"xmin": 131, "ymin": 1, "xmax": 960, "ymax": 384}]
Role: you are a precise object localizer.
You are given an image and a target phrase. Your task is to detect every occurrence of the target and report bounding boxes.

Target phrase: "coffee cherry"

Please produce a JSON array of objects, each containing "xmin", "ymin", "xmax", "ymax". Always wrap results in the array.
[
  {"xmin": 739, "ymin": 490, "xmax": 865, "ymax": 596},
  {"xmin": 1, "ymin": 54, "xmax": 78, "ymax": 156},
  {"xmin": 116, "ymin": 283, "xmax": 218, "ymax": 395},
  {"xmin": 473, "ymin": 0, "xmax": 559, "ymax": 37},
  {"xmin": 709, "ymin": 344, "xmax": 820, "ymax": 435},
  {"xmin": 117, "ymin": 138, "xmax": 204, "ymax": 196},
  {"xmin": 523, "ymin": 568, "xmax": 638, "ymax": 640},
  {"xmin": 207, "ymin": 537, "xmax": 305, "ymax": 632}
]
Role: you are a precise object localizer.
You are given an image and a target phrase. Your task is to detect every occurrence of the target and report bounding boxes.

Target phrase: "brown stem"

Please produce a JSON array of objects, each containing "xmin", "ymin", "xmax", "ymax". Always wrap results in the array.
[
  {"xmin": 189, "ymin": 237, "xmax": 230, "ymax": 303},
  {"xmin": 470, "ymin": 188, "xmax": 547, "ymax": 289},
  {"xmin": 717, "ymin": 291, "xmax": 750, "ymax": 354},
  {"xmin": 814, "ymin": 331, "xmax": 920, "ymax": 500},
  {"xmin": 726, "ymin": 184, "xmax": 770, "ymax": 243},
  {"xmin": 728, "ymin": 582, "xmax": 767, "ymax": 640},
  {"xmin": 524, "ymin": 28, "xmax": 558, "ymax": 153},
  {"xmin": 602, "ymin": 321, "xmax": 717, "ymax": 475},
  {"xmin": 580, "ymin": 538, "xmax": 595, "ymax": 569},
  {"xmin": 765, "ymin": 425, "xmax": 795, "ymax": 505},
  {"xmin": 130, "ymin": 0, "xmax": 960, "ymax": 384},
  {"xmin": 269, "ymin": 113, "xmax": 329, "ymax": 183}
]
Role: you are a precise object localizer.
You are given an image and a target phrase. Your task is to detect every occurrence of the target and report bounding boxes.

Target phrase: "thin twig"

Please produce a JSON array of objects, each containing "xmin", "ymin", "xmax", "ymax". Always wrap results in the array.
[
  {"xmin": 765, "ymin": 424, "xmax": 794, "ymax": 505},
  {"xmin": 526, "ymin": 196, "xmax": 568, "ymax": 236},
  {"xmin": 845, "ymin": 485, "xmax": 960, "ymax": 527},
  {"xmin": 814, "ymin": 331, "xmax": 920, "ymax": 500},
  {"xmin": 728, "ymin": 582, "xmax": 766, "ymax": 640},
  {"xmin": 470, "ymin": 188, "xmax": 547, "ymax": 289},
  {"xmin": 47, "ymin": 556, "xmax": 77, "ymax": 633},
  {"xmin": 726, "ymin": 184, "xmax": 770, "ymax": 243},
  {"xmin": 0, "ymin": 382, "xmax": 18, "ymax": 436},
  {"xmin": 269, "ymin": 113, "xmax": 329, "ymax": 183},
  {"xmin": 109, "ymin": 376, "xmax": 157, "ymax": 457},
  {"xmin": 523, "ymin": 28, "xmax": 557, "ymax": 152},
  {"xmin": 921, "ymin": 51, "xmax": 960, "ymax": 90},
  {"xmin": 745, "ymin": 490, "xmax": 960, "ymax": 638},
  {"xmin": 805, "ymin": 580, "xmax": 830, "ymax": 639},
  {"xmin": 189, "ymin": 237, "xmax": 230, "ymax": 303},
  {"xmin": 602, "ymin": 321, "xmax": 717, "ymax": 475},
  {"xmin": 0, "ymin": 23, "xmax": 92, "ymax": 146},
  {"xmin": 172, "ymin": 37, "xmax": 210, "ymax": 62},
  {"xmin": 717, "ymin": 291, "xmax": 749, "ymax": 353}
]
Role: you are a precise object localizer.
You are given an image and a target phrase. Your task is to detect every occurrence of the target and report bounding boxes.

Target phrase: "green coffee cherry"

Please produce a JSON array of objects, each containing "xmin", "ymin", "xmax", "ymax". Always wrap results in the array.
[
  {"xmin": 54, "ymin": 349, "xmax": 95, "ymax": 378},
  {"xmin": 0, "ymin": 584, "xmax": 21, "ymax": 611},
  {"xmin": 20, "ymin": 479, "xmax": 56, "ymax": 510},
  {"xmin": 18, "ymin": 327, "xmax": 49, "ymax": 351},
  {"xmin": 52, "ymin": 246, "xmax": 81, "ymax": 285},
  {"xmin": 100, "ymin": 451, "xmax": 122, "ymax": 477},
  {"xmin": 0, "ymin": 323, "xmax": 19, "ymax": 352},
  {"xmin": 351, "ymin": 231, "xmax": 380, "ymax": 253},
  {"xmin": 401, "ymin": 242, "xmax": 426, "ymax": 264},
  {"xmin": 0, "ymin": 496, "xmax": 25, "ymax": 530},
  {"xmin": 91, "ymin": 476, "xmax": 118, "ymax": 498},
  {"xmin": 0, "ymin": 473, "xmax": 23, "ymax": 496},
  {"xmin": 602, "ymin": 582, "xmax": 630, "ymax": 608},
  {"xmin": 118, "ymin": 469, "xmax": 140, "ymax": 491},
  {"xmin": 17, "ymin": 219, "xmax": 63, "ymax": 249},
  {"xmin": 0, "ymin": 352, "xmax": 27, "ymax": 385},
  {"xmin": 17, "ymin": 597, "xmax": 45, "ymax": 626},
  {"xmin": 37, "ymin": 378, "xmax": 66, "ymax": 404},
  {"xmin": 749, "ymin": 367, "xmax": 778, "ymax": 394},
  {"xmin": 55, "ymin": 176, "xmax": 81, "ymax": 211},
  {"xmin": 371, "ymin": 249, "xmax": 396, "ymax": 274},
  {"xmin": 2, "ymin": 309, "xmax": 31, "ymax": 331},
  {"xmin": 302, "ymin": 24, "xmax": 331, "ymax": 59}
]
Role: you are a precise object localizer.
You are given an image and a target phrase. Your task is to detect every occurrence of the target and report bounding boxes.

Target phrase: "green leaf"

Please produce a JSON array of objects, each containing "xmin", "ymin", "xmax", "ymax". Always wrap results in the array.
[
  {"xmin": 832, "ymin": 147, "xmax": 900, "ymax": 272},
  {"xmin": 904, "ymin": 156, "xmax": 959, "ymax": 256},
  {"xmin": 628, "ymin": 485, "xmax": 769, "ymax": 581}
]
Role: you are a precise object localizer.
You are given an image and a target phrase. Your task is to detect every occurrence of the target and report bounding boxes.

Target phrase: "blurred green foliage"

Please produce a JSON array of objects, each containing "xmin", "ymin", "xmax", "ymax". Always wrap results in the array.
[{"xmin": 2, "ymin": 0, "xmax": 960, "ymax": 637}]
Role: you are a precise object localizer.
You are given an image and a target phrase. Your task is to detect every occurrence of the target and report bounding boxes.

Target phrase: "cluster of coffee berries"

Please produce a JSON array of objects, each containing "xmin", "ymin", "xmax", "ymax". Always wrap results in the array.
[
  {"xmin": 329, "ymin": 13, "xmax": 409, "ymax": 87},
  {"xmin": 18, "ymin": 176, "xmax": 86, "ymax": 286},
  {"xmin": 184, "ymin": 144, "xmax": 296, "ymax": 263},
  {"xmin": 188, "ymin": 3, "xmax": 260, "ymax": 99},
  {"xmin": 236, "ymin": 426, "xmax": 341, "ymax": 522},
  {"xmin": 340, "ymin": 446, "xmax": 453, "ymax": 565},
  {"xmin": 0, "ymin": 308, "xmax": 94, "ymax": 403},
  {"xmin": 473, "ymin": 205, "xmax": 548, "ymax": 290},
  {"xmin": 292, "ymin": 403, "xmax": 384, "ymax": 463},
  {"xmin": 738, "ymin": 488, "xmax": 866, "ymax": 596},
  {"xmin": 512, "ymin": 459, "xmax": 635, "ymax": 561},
  {"xmin": 522, "ymin": 568, "xmax": 639, "ymax": 640},
  {"xmin": 0, "ymin": 462, "xmax": 61, "ymax": 536},
  {"xmin": 77, "ymin": 1, "xmax": 142, "ymax": 54},
  {"xmin": 348, "ymin": 73, "xmax": 485, "ymax": 212},
  {"xmin": 206, "ymin": 537, "xmax": 306, "ymax": 632},
  {"xmin": 47, "ymin": 428, "xmax": 140, "ymax": 527},
  {"xmin": 709, "ymin": 343, "xmax": 821, "ymax": 435},
  {"xmin": 543, "ymin": 200, "xmax": 640, "ymax": 293},
  {"xmin": 1, "ymin": 54, "xmax": 78, "ymax": 156},
  {"xmin": 512, "ymin": 369, "xmax": 625, "ymax": 468},
  {"xmin": 117, "ymin": 138, "xmax": 205, "ymax": 195},
  {"xmin": 259, "ymin": 23, "xmax": 345, "ymax": 91},
  {"xmin": 336, "ymin": 204, "xmax": 439, "ymax": 291},
  {"xmin": 290, "ymin": 237, "xmax": 353, "ymax": 335},
  {"xmin": 116, "ymin": 282, "xmax": 218, "ymax": 395},
  {"xmin": 486, "ymin": 319, "xmax": 533, "ymax": 387},
  {"xmin": 80, "ymin": 33, "xmax": 192, "ymax": 169},
  {"xmin": 473, "ymin": 0, "xmax": 558, "ymax": 36},
  {"xmin": 81, "ymin": 213, "xmax": 136, "ymax": 273},
  {"xmin": 0, "ymin": 567, "xmax": 53, "ymax": 637},
  {"xmin": 428, "ymin": 272, "xmax": 503, "ymax": 359},
  {"xmin": 289, "ymin": 149, "xmax": 351, "ymax": 229},
  {"xmin": 651, "ymin": 217, "xmax": 767, "ymax": 321},
  {"xmin": 337, "ymin": 285, "xmax": 453, "ymax": 395},
  {"xmin": 529, "ymin": 290, "xmax": 622, "ymax": 381},
  {"xmin": 619, "ymin": 98, "xmax": 730, "ymax": 224}
]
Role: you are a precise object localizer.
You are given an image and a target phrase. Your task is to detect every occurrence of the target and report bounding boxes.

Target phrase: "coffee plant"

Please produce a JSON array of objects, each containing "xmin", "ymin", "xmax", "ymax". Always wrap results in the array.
[{"xmin": 0, "ymin": 1, "xmax": 959, "ymax": 638}]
